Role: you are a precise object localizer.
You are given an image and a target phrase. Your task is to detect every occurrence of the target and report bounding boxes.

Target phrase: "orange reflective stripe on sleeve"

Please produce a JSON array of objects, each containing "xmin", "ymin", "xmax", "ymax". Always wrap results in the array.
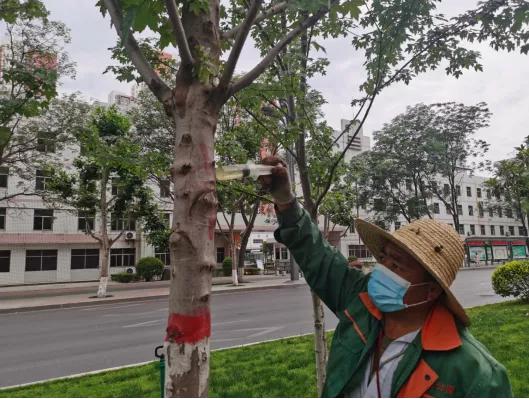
[
  {"xmin": 343, "ymin": 309, "xmax": 367, "ymax": 344},
  {"xmin": 359, "ymin": 292, "xmax": 383, "ymax": 320}
]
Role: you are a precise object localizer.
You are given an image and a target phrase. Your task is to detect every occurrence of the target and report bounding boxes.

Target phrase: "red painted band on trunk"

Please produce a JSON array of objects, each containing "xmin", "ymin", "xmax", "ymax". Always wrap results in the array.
[{"xmin": 165, "ymin": 310, "xmax": 211, "ymax": 344}]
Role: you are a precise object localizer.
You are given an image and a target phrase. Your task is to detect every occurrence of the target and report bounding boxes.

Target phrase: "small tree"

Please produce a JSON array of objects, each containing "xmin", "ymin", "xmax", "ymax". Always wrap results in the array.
[{"xmin": 46, "ymin": 106, "xmax": 166, "ymax": 297}]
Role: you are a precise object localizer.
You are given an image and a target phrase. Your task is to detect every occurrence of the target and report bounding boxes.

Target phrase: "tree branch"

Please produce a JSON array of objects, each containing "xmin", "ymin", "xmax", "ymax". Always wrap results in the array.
[
  {"xmin": 222, "ymin": 1, "xmax": 289, "ymax": 39},
  {"xmin": 164, "ymin": 0, "xmax": 194, "ymax": 66},
  {"xmin": 220, "ymin": 0, "xmax": 263, "ymax": 88},
  {"xmin": 229, "ymin": 3, "xmax": 336, "ymax": 96},
  {"xmin": 103, "ymin": 0, "xmax": 172, "ymax": 104}
]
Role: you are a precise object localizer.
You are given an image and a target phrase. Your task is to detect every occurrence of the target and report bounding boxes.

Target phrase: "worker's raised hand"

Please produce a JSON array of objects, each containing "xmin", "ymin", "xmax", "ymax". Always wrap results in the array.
[{"xmin": 258, "ymin": 156, "xmax": 295, "ymax": 206}]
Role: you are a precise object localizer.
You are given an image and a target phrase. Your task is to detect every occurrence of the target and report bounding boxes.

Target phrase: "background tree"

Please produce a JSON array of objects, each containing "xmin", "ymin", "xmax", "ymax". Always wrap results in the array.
[
  {"xmin": 0, "ymin": 94, "xmax": 89, "ymax": 201},
  {"xmin": 46, "ymin": 107, "xmax": 166, "ymax": 298},
  {"xmin": 0, "ymin": 12, "xmax": 75, "ymax": 162},
  {"xmin": 425, "ymin": 102, "xmax": 491, "ymax": 232},
  {"xmin": 487, "ymin": 136, "xmax": 529, "ymax": 237}
]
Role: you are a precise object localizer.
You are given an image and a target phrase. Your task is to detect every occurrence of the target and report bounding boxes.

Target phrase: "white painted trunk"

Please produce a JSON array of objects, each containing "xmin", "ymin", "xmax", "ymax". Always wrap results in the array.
[
  {"xmin": 165, "ymin": 339, "xmax": 210, "ymax": 397},
  {"xmin": 231, "ymin": 268, "xmax": 239, "ymax": 286},
  {"xmin": 97, "ymin": 276, "xmax": 108, "ymax": 298}
]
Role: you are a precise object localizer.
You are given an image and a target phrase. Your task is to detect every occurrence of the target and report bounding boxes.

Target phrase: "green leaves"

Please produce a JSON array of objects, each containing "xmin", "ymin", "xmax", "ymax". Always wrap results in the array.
[{"xmin": 0, "ymin": 0, "xmax": 48, "ymax": 23}]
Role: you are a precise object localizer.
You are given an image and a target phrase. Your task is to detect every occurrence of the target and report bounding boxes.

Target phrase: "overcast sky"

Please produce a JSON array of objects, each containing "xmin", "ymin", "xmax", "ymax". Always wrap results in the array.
[{"xmin": 12, "ymin": 1, "xmax": 529, "ymax": 164}]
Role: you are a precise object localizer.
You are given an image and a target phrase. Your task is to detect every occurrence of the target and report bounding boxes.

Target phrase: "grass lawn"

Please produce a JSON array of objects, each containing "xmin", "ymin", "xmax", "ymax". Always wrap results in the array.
[{"xmin": 1, "ymin": 301, "xmax": 528, "ymax": 398}]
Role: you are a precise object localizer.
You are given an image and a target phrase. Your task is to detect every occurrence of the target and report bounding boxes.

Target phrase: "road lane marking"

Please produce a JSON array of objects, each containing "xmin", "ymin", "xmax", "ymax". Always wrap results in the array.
[{"xmin": 122, "ymin": 319, "xmax": 163, "ymax": 328}]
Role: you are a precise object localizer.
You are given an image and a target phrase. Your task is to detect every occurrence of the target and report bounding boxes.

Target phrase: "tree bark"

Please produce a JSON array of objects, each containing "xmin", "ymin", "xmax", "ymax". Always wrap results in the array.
[
  {"xmin": 164, "ymin": 82, "xmax": 221, "ymax": 397},
  {"xmin": 97, "ymin": 169, "xmax": 110, "ymax": 298}
]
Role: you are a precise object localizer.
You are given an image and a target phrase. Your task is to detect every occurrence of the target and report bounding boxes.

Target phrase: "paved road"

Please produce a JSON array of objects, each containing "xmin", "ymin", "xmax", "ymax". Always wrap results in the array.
[{"xmin": 0, "ymin": 267, "xmax": 505, "ymax": 388}]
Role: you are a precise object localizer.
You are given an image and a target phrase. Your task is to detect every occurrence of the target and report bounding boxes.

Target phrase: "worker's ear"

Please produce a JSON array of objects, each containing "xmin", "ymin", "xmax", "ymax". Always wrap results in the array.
[{"xmin": 427, "ymin": 282, "xmax": 443, "ymax": 301}]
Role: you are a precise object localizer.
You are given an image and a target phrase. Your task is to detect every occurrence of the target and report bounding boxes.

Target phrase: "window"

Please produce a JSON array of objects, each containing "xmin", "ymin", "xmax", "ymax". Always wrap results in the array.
[
  {"xmin": 155, "ymin": 247, "xmax": 170, "ymax": 266},
  {"xmin": 478, "ymin": 202, "xmax": 484, "ymax": 217},
  {"xmin": 0, "ymin": 208, "xmax": 5, "ymax": 229},
  {"xmin": 405, "ymin": 180, "xmax": 412, "ymax": 191},
  {"xmin": 111, "ymin": 178, "xmax": 120, "ymax": 196},
  {"xmin": 480, "ymin": 225, "xmax": 486, "ymax": 235},
  {"xmin": 469, "ymin": 224, "xmax": 475, "ymax": 235},
  {"xmin": 394, "ymin": 221, "xmax": 401, "ymax": 231},
  {"xmin": 110, "ymin": 248, "xmax": 135, "ymax": 267},
  {"xmin": 433, "ymin": 203, "xmax": 440, "ymax": 214},
  {"xmin": 456, "ymin": 185, "xmax": 461, "ymax": 196},
  {"xmin": 468, "ymin": 205, "xmax": 474, "ymax": 216},
  {"xmin": 477, "ymin": 188, "xmax": 482, "ymax": 198},
  {"xmin": 446, "ymin": 204, "xmax": 452, "ymax": 215},
  {"xmin": 506, "ymin": 208, "xmax": 513, "ymax": 218},
  {"xmin": 443, "ymin": 184, "xmax": 450, "ymax": 196},
  {"xmin": 163, "ymin": 213, "xmax": 171, "ymax": 228},
  {"xmin": 71, "ymin": 249, "xmax": 99, "ymax": 269},
  {"xmin": 466, "ymin": 187, "xmax": 472, "ymax": 197},
  {"xmin": 160, "ymin": 180, "xmax": 170, "ymax": 198},
  {"xmin": 78, "ymin": 211, "xmax": 95, "ymax": 232},
  {"xmin": 509, "ymin": 226, "xmax": 515, "ymax": 236},
  {"xmin": 457, "ymin": 224, "xmax": 465, "ymax": 235},
  {"xmin": 35, "ymin": 169, "xmax": 51, "ymax": 191},
  {"xmin": 216, "ymin": 247, "xmax": 225, "ymax": 263},
  {"xmin": 430, "ymin": 181, "xmax": 438, "ymax": 192},
  {"xmin": 253, "ymin": 239, "xmax": 263, "ymax": 244},
  {"xmin": 498, "ymin": 208, "xmax": 503, "ymax": 218},
  {"xmin": 25, "ymin": 250, "xmax": 57, "ymax": 271},
  {"xmin": 488, "ymin": 207, "xmax": 494, "ymax": 217},
  {"xmin": 520, "ymin": 226, "xmax": 527, "ymax": 236},
  {"xmin": 33, "ymin": 209, "xmax": 53, "ymax": 230},
  {"xmin": 275, "ymin": 246, "xmax": 289, "ymax": 260},
  {"xmin": 0, "ymin": 250, "xmax": 10, "ymax": 272},
  {"xmin": 0, "ymin": 167, "xmax": 8, "ymax": 188},
  {"xmin": 110, "ymin": 214, "xmax": 135, "ymax": 231},
  {"xmin": 490, "ymin": 225, "xmax": 496, "ymax": 235},
  {"xmin": 495, "ymin": 190, "xmax": 501, "ymax": 200},
  {"xmin": 499, "ymin": 225, "xmax": 505, "ymax": 236},
  {"xmin": 486, "ymin": 189, "xmax": 491, "ymax": 199},
  {"xmin": 348, "ymin": 245, "xmax": 371, "ymax": 259},
  {"xmin": 36, "ymin": 132, "xmax": 56, "ymax": 153},
  {"xmin": 457, "ymin": 204, "xmax": 463, "ymax": 216}
]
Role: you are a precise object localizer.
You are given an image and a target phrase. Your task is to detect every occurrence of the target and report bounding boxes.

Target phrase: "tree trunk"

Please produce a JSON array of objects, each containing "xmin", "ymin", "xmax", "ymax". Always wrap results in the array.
[
  {"xmin": 237, "ymin": 199, "xmax": 260, "ymax": 272},
  {"xmin": 97, "ymin": 244, "xmax": 110, "ymax": 298},
  {"xmin": 231, "ymin": 240, "xmax": 239, "ymax": 286},
  {"xmin": 97, "ymin": 169, "xmax": 110, "ymax": 298},
  {"xmin": 164, "ymin": 83, "xmax": 220, "ymax": 397}
]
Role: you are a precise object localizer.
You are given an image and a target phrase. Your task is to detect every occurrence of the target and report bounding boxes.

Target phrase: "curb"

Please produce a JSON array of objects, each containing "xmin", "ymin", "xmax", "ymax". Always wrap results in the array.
[
  {"xmin": 0, "ymin": 330, "xmax": 331, "ymax": 392},
  {"xmin": 0, "ymin": 281, "xmax": 306, "ymax": 315}
]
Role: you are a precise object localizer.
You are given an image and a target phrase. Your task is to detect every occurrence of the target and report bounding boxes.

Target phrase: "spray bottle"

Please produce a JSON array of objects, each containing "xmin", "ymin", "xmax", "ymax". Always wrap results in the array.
[{"xmin": 216, "ymin": 162, "xmax": 274, "ymax": 181}]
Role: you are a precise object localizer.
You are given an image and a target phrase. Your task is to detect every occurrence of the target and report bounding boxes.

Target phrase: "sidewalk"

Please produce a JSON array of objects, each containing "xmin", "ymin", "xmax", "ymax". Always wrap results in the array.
[{"xmin": 0, "ymin": 275, "xmax": 307, "ymax": 314}]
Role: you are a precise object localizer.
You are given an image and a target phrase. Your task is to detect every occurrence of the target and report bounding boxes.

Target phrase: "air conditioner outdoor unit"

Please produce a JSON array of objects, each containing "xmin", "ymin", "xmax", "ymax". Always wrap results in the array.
[{"xmin": 125, "ymin": 231, "xmax": 136, "ymax": 240}]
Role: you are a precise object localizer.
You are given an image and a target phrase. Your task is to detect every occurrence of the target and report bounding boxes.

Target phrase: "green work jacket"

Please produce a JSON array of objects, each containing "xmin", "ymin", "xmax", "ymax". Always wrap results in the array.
[{"xmin": 274, "ymin": 203, "xmax": 512, "ymax": 398}]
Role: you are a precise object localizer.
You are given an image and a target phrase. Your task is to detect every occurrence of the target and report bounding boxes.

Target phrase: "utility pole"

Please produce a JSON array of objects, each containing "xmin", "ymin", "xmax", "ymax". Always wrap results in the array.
[{"xmin": 286, "ymin": 150, "xmax": 300, "ymax": 281}]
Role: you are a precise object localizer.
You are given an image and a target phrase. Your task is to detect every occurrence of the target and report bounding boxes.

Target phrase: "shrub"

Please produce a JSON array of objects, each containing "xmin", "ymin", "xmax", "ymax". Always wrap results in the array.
[
  {"xmin": 492, "ymin": 260, "xmax": 529, "ymax": 301},
  {"xmin": 222, "ymin": 257, "xmax": 232, "ymax": 277},
  {"xmin": 111, "ymin": 272, "xmax": 137, "ymax": 283},
  {"xmin": 136, "ymin": 257, "xmax": 164, "ymax": 282},
  {"xmin": 348, "ymin": 256, "xmax": 358, "ymax": 262}
]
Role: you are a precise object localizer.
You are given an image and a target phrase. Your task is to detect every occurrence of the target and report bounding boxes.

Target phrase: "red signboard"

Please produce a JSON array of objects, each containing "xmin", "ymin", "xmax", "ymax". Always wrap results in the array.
[
  {"xmin": 512, "ymin": 240, "xmax": 527, "ymax": 246},
  {"xmin": 466, "ymin": 241, "xmax": 485, "ymax": 246},
  {"xmin": 491, "ymin": 241, "xmax": 509, "ymax": 246}
]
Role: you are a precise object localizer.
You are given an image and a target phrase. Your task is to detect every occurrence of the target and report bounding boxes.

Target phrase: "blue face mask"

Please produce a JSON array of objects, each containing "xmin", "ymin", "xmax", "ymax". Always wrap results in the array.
[{"xmin": 367, "ymin": 263, "xmax": 431, "ymax": 313}]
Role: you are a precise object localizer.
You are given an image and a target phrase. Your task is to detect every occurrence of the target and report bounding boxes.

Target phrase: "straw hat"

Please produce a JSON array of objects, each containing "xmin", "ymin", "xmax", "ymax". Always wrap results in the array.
[{"xmin": 356, "ymin": 218, "xmax": 469, "ymax": 326}]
